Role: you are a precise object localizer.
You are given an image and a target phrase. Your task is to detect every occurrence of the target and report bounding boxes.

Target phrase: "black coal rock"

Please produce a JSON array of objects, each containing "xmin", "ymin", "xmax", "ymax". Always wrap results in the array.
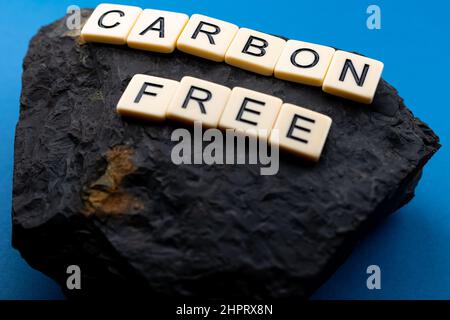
[{"xmin": 12, "ymin": 10, "xmax": 440, "ymax": 299}]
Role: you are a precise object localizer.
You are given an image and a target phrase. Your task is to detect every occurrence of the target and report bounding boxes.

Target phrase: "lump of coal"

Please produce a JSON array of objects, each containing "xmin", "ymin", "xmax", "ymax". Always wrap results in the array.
[{"xmin": 12, "ymin": 10, "xmax": 440, "ymax": 298}]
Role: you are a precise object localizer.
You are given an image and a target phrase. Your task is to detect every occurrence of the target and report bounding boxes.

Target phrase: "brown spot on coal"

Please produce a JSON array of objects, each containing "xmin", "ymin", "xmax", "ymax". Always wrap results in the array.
[{"xmin": 83, "ymin": 145, "xmax": 143, "ymax": 216}]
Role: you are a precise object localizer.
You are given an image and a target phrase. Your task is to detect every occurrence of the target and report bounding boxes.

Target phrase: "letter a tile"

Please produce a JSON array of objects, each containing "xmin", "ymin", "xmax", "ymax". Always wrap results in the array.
[{"xmin": 127, "ymin": 9, "xmax": 189, "ymax": 53}]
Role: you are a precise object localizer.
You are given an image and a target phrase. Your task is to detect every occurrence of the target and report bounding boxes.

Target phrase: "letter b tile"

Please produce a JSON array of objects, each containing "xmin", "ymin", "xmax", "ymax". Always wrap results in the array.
[{"xmin": 225, "ymin": 28, "xmax": 286, "ymax": 76}]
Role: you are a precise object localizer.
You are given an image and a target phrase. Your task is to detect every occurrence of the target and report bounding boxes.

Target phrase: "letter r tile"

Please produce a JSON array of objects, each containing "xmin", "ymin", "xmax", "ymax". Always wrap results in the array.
[
  {"xmin": 166, "ymin": 76, "xmax": 231, "ymax": 128},
  {"xmin": 177, "ymin": 14, "xmax": 239, "ymax": 62}
]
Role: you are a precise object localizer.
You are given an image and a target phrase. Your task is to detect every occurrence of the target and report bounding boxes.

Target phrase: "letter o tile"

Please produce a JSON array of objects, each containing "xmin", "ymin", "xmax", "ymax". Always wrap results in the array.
[{"xmin": 274, "ymin": 40, "xmax": 335, "ymax": 86}]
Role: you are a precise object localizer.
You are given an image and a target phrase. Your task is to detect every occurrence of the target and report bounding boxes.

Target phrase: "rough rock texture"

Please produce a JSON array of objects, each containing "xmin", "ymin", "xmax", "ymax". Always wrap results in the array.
[{"xmin": 12, "ymin": 10, "xmax": 440, "ymax": 299}]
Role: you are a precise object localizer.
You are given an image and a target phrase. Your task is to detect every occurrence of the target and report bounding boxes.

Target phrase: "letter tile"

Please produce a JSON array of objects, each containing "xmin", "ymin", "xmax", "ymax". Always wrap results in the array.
[
  {"xmin": 322, "ymin": 50, "xmax": 384, "ymax": 104},
  {"xmin": 166, "ymin": 76, "xmax": 231, "ymax": 127},
  {"xmin": 225, "ymin": 28, "xmax": 286, "ymax": 76},
  {"xmin": 127, "ymin": 9, "xmax": 189, "ymax": 53},
  {"xmin": 177, "ymin": 14, "xmax": 239, "ymax": 62},
  {"xmin": 218, "ymin": 87, "xmax": 282, "ymax": 139},
  {"xmin": 274, "ymin": 40, "xmax": 335, "ymax": 86},
  {"xmin": 116, "ymin": 74, "xmax": 179, "ymax": 121},
  {"xmin": 269, "ymin": 103, "xmax": 332, "ymax": 161},
  {"xmin": 81, "ymin": 3, "xmax": 142, "ymax": 45}
]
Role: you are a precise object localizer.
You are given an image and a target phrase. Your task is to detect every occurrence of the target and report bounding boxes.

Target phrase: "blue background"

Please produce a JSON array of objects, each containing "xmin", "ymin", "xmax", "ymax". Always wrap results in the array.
[{"xmin": 0, "ymin": 0, "xmax": 449, "ymax": 299}]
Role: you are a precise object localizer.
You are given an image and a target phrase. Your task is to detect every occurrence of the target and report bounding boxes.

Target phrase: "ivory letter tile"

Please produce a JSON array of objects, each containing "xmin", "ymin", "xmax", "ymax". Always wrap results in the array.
[
  {"xmin": 166, "ymin": 76, "xmax": 231, "ymax": 127},
  {"xmin": 177, "ymin": 14, "xmax": 239, "ymax": 62},
  {"xmin": 225, "ymin": 28, "xmax": 286, "ymax": 76},
  {"xmin": 116, "ymin": 74, "xmax": 179, "ymax": 121},
  {"xmin": 219, "ymin": 87, "xmax": 282, "ymax": 139},
  {"xmin": 274, "ymin": 40, "xmax": 335, "ymax": 86},
  {"xmin": 270, "ymin": 103, "xmax": 332, "ymax": 161},
  {"xmin": 81, "ymin": 3, "xmax": 142, "ymax": 45},
  {"xmin": 322, "ymin": 50, "xmax": 384, "ymax": 104},
  {"xmin": 127, "ymin": 9, "xmax": 189, "ymax": 53}
]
